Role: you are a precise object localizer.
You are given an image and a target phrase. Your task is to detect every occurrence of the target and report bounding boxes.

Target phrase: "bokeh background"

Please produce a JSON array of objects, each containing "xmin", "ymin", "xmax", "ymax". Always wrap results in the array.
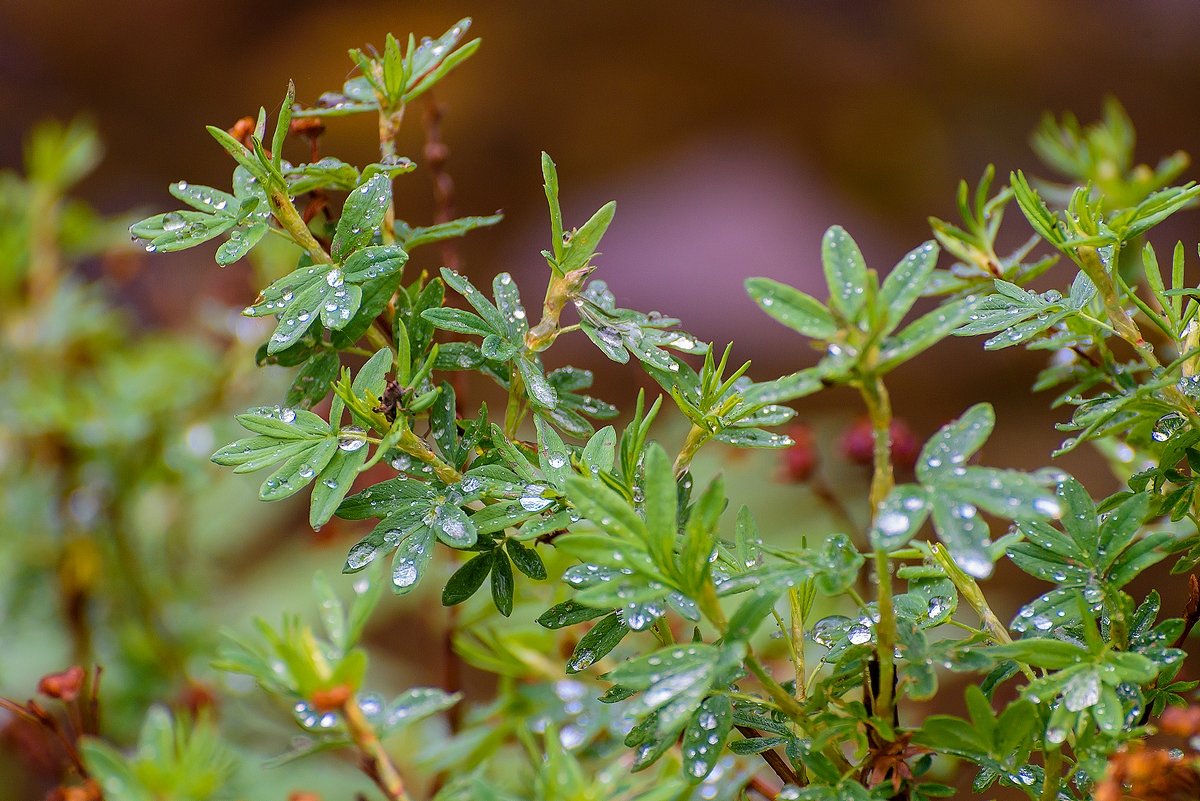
[{"xmin": 5, "ymin": 1, "xmax": 1200, "ymax": 798}]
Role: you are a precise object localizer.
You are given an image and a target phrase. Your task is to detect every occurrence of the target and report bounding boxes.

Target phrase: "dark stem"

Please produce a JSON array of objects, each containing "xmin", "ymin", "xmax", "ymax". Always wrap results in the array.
[
  {"xmin": 422, "ymin": 92, "xmax": 459, "ymax": 271},
  {"xmin": 736, "ymin": 724, "xmax": 801, "ymax": 787}
]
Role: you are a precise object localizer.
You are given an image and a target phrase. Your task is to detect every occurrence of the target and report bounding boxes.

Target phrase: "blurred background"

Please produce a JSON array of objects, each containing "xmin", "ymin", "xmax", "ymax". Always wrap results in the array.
[{"xmin": 4, "ymin": 1, "xmax": 1200, "ymax": 798}]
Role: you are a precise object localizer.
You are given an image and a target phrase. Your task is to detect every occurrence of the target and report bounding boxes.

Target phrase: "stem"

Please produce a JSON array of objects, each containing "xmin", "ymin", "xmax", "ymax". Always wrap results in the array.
[
  {"xmin": 342, "ymin": 698, "xmax": 411, "ymax": 801},
  {"xmin": 788, "ymin": 588, "xmax": 807, "ymax": 702},
  {"xmin": 673, "ymin": 423, "xmax": 709, "ymax": 476},
  {"xmin": 377, "ymin": 105, "xmax": 404, "ymax": 246},
  {"xmin": 746, "ymin": 655, "xmax": 805, "ymax": 720},
  {"xmin": 27, "ymin": 182, "xmax": 59, "ymax": 305},
  {"xmin": 651, "ymin": 616, "xmax": 675, "ymax": 646},
  {"xmin": 365, "ymin": 323, "xmax": 392, "ymax": 354},
  {"xmin": 859, "ymin": 377, "xmax": 894, "ymax": 510},
  {"xmin": 525, "ymin": 266, "xmax": 592, "ymax": 353},
  {"xmin": 269, "ymin": 189, "xmax": 332, "ymax": 264},
  {"xmin": 504, "ymin": 366, "xmax": 526, "ymax": 439},
  {"xmin": 397, "ymin": 428, "xmax": 461, "ymax": 484},
  {"xmin": 421, "ymin": 93, "xmax": 460, "ymax": 271},
  {"xmin": 859, "ymin": 374, "xmax": 897, "ymax": 720},
  {"xmin": 1040, "ymin": 744, "xmax": 1062, "ymax": 801}
]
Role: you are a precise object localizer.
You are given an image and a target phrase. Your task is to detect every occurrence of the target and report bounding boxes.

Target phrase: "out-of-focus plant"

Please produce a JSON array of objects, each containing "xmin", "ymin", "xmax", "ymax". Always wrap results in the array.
[
  {"xmin": 10, "ymin": 13, "xmax": 1200, "ymax": 800},
  {"xmin": 0, "ymin": 117, "xmax": 249, "ymax": 711}
]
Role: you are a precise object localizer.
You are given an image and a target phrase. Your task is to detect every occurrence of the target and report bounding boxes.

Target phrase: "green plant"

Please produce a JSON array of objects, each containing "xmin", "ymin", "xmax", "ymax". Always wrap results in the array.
[{"xmin": 14, "ymin": 17, "xmax": 1200, "ymax": 801}]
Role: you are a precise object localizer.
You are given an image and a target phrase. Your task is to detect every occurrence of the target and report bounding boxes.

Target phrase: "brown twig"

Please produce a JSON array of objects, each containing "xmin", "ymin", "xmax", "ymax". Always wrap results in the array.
[
  {"xmin": 736, "ymin": 724, "xmax": 802, "ymax": 787},
  {"xmin": 342, "ymin": 698, "xmax": 411, "ymax": 801},
  {"xmin": 421, "ymin": 92, "xmax": 459, "ymax": 271},
  {"xmin": 1172, "ymin": 574, "xmax": 1200, "ymax": 650}
]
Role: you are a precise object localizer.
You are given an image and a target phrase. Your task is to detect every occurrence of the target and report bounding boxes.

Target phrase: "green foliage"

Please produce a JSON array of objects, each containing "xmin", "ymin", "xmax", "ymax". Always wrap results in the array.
[{"xmin": 14, "ymin": 17, "xmax": 1200, "ymax": 801}]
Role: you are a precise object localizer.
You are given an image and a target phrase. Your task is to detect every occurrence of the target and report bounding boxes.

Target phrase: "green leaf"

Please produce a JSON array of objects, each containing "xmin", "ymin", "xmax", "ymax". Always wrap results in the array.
[
  {"xmin": 507, "ymin": 539, "xmax": 547, "ymax": 580},
  {"xmin": 271, "ymin": 81, "xmax": 295, "ymax": 171},
  {"xmin": 821, "ymin": 225, "xmax": 870, "ymax": 321},
  {"xmin": 878, "ymin": 240, "xmax": 938, "ymax": 332},
  {"xmin": 725, "ymin": 586, "xmax": 782, "ymax": 641},
  {"xmin": 310, "ymin": 445, "xmax": 368, "ymax": 528},
  {"xmin": 871, "ymin": 485, "xmax": 931, "ymax": 550},
  {"xmin": 537, "ymin": 599, "xmax": 609, "ymax": 629},
  {"xmin": 442, "ymin": 552, "xmax": 493, "ymax": 606},
  {"xmin": 917, "ymin": 403, "xmax": 994, "ymax": 483},
  {"xmin": 567, "ymin": 612, "xmax": 629, "ymax": 673},
  {"xmin": 421, "ymin": 307, "xmax": 496, "ymax": 338},
  {"xmin": 286, "ymin": 352, "xmax": 340, "ymax": 409},
  {"xmin": 877, "ymin": 296, "xmax": 980, "ymax": 372},
  {"xmin": 745, "ymin": 277, "xmax": 837, "ymax": 339},
  {"xmin": 402, "ymin": 214, "xmax": 503, "ymax": 251},
  {"xmin": 490, "ymin": 549, "xmax": 515, "ymax": 616},
  {"xmin": 681, "ymin": 695, "xmax": 733, "ymax": 782},
  {"xmin": 642, "ymin": 443, "xmax": 679, "ymax": 576},
  {"xmin": 392, "ymin": 527, "xmax": 435, "ymax": 594},
  {"xmin": 215, "ymin": 221, "xmax": 269, "ymax": 265},
  {"xmin": 559, "ymin": 201, "xmax": 617, "ymax": 275},
  {"xmin": 332, "ymin": 173, "xmax": 392, "ymax": 261},
  {"xmin": 342, "ymin": 244, "xmax": 408, "ymax": 282},
  {"xmin": 542, "ymin": 152, "xmax": 564, "ymax": 262}
]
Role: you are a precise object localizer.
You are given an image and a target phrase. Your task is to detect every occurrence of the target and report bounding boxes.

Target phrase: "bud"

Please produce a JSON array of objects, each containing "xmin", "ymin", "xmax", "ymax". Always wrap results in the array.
[
  {"xmin": 777, "ymin": 424, "xmax": 817, "ymax": 483},
  {"xmin": 310, "ymin": 684, "xmax": 352, "ymax": 714},
  {"xmin": 228, "ymin": 116, "xmax": 256, "ymax": 147},
  {"xmin": 37, "ymin": 666, "xmax": 85, "ymax": 702},
  {"xmin": 840, "ymin": 418, "xmax": 919, "ymax": 471},
  {"xmin": 289, "ymin": 117, "xmax": 325, "ymax": 139}
]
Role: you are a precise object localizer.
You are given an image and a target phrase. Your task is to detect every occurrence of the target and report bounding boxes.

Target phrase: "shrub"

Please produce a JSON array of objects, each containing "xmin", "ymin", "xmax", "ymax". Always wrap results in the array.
[{"xmin": 9, "ymin": 17, "xmax": 1200, "ymax": 801}]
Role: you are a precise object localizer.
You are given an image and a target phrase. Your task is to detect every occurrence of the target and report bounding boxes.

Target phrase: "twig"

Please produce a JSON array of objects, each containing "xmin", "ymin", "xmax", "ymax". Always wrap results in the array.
[
  {"xmin": 422, "ymin": 92, "xmax": 459, "ymax": 271},
  {"xmin": 1172, "ymin": 574, "xmax": 1200, "ymax": 650},
  {"xmin": 736, "ymin": 724, "xmax": 801, "ymax": 787},
  {"xmin": 342, "ymin": 699, "xmax": 411, "ymax": 801}
]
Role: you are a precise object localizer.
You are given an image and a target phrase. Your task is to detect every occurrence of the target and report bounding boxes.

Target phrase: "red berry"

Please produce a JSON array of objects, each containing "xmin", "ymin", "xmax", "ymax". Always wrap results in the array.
[
  {"xmin": 840, "ymin": 418, "xmax": 919, "ymax": 471},
  {"xmin": 778, "ymin": 424, "xmax": 818, "ymax": 483}
]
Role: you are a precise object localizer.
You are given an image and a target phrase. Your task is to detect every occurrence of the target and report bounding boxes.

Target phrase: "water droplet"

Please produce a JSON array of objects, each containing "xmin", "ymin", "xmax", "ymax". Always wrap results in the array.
[
  {"xmin": 338, "ymin": 426, "xmax": 367, "ymax": 451},
  {"xmin": 393, "ymin": 561, "xmax": 419, "ymax": 588},
  {"xmin": 956, "ymin": 552, "xmax": 993, "ymax": 579},
  {"xmin": 847, "ymin": 624, "xmax": 872, "ymax": 645},
  {"xmin": 1033, "ymin": 496, "xmax": 1062, "ymax": 518}
]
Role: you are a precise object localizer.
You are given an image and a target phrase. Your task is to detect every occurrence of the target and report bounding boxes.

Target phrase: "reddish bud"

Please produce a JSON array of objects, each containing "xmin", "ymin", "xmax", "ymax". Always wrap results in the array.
[
  {"xmin": 177, "ymin": 681, "xmax": 217, "ymax": 717},
  {"xmin": 310, "ymin": 685, "xmax": 352, "ymax": 714},
  {"xmin": 37, "ymin": 666, "xmax": 85, "ymax": 702},
  {"xmin": 1161, "ymin": 704, "xmax": 1200, "ymax": 737},
  {"xmin": 778, "ymin": 424, "xmax": 818, "ymax": 483},
  {"xmin": 890, "ymin": 419, "xmax": 919, "ymax": 471},
  {"xmin": 227, "ymin": 116, "xmax": 256, "ymax": 147},
  {"xmin": 288, "ymin": 793, "xmax": 322, "ymax": 801},
  {"xmin": 840, "ymin": 418, "xmax": 919, "ymax": 472},
  {"xmin": 289, "ymin": 117, "xmax": 325, "ymax": 139},
  {"xmin": 51, "ymin": 780, "xmax": 102, "ymax": 801}
]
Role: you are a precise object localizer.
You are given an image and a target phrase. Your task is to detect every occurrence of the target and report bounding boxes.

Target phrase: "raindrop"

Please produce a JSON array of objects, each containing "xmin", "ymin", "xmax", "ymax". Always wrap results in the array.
[{"xmin": 338, "ymin": 426, "xmax": 367, "ymax": 451}]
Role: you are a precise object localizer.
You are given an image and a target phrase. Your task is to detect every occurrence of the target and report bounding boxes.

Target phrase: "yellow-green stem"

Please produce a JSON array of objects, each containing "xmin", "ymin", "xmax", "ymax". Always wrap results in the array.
[
  {"xmin": 377, "ymin": 106, "xmax": 405, "ymax": 246},
  {"xmin": 673, "ymin": 423, "xmax": 709, "ymax": 476},
  {"xmin": 1040, "ymin": 744, "xmax": 1062, "ymax": 801},
  {"xmin": 504, "ymin": 366, "xmax": 527, "ymax": 439},
  {"xmin": 746, "ymin": 655, "xmax": 805, "ymax": 720},
  {"xmin": 860, "ymin": 374, "xmax": 897, "ymax": 720},
  {"xmin": 788, "ymin": 587, "xmax": 807, "ymax": 702},
  {"xmin": 397, "ymin": 428, "xmax": 461, "ymax": 484},
  {"xmin": 269, "ymin": 189, "xmax": 332, "ymax": 265},
  {"xmin": 342, "ymin": 699, "xmax": 410, "ymax": 801}
]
